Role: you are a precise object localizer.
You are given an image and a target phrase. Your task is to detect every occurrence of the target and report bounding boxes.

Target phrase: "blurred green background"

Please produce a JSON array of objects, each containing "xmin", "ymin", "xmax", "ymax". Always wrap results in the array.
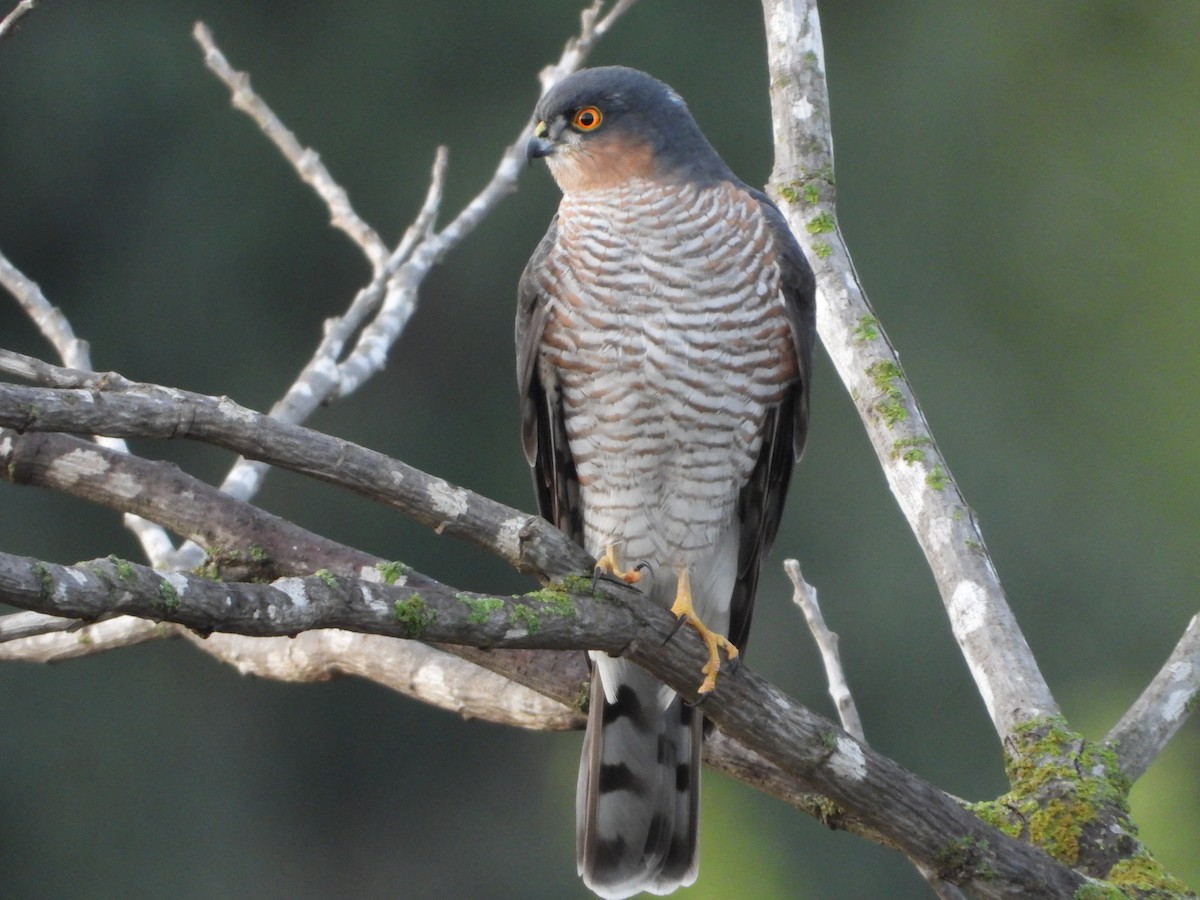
[{"xmin": 2, "ymin": 1, "xmax": 1197, "ymax": 897}]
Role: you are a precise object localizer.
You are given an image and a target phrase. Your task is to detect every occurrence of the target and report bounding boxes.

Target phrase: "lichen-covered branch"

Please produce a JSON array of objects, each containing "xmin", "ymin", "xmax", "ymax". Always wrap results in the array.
[
  {"xmin": 760, "ymin": 5, "xmax": 1197, "ymax": 895},
  {"xmin": 759, "ymin": 0, "xmax": 1058, "ymax": 744},
  {"xmin": 0, "ymin": 547, "xmax": 1087, "ymax": 898},
  {"xmin": 0, "ymin": 420, "xmax": 590, "ymax": 727}
]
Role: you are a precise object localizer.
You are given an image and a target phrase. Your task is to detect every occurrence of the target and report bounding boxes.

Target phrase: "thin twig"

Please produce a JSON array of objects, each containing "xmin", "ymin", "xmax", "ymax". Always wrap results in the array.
[
  {"xmin": 331, "ymin": 0, "xmax": 644, "ymax": 402},
  {"xmin": 192, "ymin": 22, "xmax": 387, "ymax": 267},
  {"xmin": 783, "ymin": 558, "xmax": 965, "ymax": 900},
  {"xmin": 0, "ymin": 250, "xmax": 92, "ymax": 372},
  {"xmin": 186, "ymin": 3, "xmax": 640, "ymax": 525},
  {"xmin": 785, "ymin": 558, "xmax": 863, "ymax": 741},
  {"xmin": 0, "ymin": 0, "xmax": 36, "ymax": 42},
  {"xmin": 0, "ymin": 610, "xmax": 78, "ymax": 643}
]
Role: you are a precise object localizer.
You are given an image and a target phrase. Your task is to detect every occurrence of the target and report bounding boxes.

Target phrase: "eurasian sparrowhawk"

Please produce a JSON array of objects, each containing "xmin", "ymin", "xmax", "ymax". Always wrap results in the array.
[{"xmin": 517, "ymin": 66, "xmax": 815, "ymax": 898}]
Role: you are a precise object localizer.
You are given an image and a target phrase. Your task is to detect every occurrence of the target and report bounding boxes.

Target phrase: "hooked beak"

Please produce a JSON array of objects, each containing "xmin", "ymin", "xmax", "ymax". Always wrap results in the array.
[{"xmin": 527, "ymin": 121, "xmax": 555, "ymax": 162}]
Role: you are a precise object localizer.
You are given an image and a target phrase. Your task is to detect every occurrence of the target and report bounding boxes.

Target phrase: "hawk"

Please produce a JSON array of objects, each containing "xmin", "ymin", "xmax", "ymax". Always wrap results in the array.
[{"xmin": 517, "ymin": 66, "xmax": 814, "ymax": 898}]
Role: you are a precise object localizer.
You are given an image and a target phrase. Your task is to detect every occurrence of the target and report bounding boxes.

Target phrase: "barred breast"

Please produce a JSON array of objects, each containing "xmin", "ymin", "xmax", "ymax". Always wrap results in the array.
[{"xmin": 535, "ymin": 178, "xmax": 797, "ymax": 581}]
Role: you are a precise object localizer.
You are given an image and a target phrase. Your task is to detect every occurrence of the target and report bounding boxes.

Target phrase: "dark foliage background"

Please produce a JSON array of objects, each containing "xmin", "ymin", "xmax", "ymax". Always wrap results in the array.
[{"xmin": 1, "ymin": 2, "xmax": 1197, "ymax": 898}]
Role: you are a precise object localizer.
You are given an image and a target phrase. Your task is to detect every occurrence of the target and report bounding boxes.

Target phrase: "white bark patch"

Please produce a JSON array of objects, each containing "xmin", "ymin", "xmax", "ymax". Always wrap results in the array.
[
  {"xmin": 53, "ymin": 567, "xmax": 91, "ymax": 603},
  {"xmin": 51, "ymin": 448, "xmax": 110, "ymax": 485},
  {"xmin": 829, "ymin": 735, "xmax": 867, "ymax": 782},
  {"xmin": 162, "ymin": 572, "xmax": 189, "ymax": 599},
  {"xmin": 768, "ymin": 2, "xmax": 801, "ymax": 50},
  {"xmin": 495, "ymin": 515, "xmax": 527, "ymax": 560},
  {"xmin": 358, "ymin": 583, "xmax": 389, "ymax": 615},
  {"xmin": 880, "ymin": 452, "xmax": 928, "ymax": 523},
  {"xmin": 949, "ymin": 580, "xmax": 998, "ymax": 725},
  {"xmin": 274, "ymin": 577, "xmax": 309, "ymax": 607},
  {"xmin": 312, "ymin": 356, "xmax": 338, "ymax": 381},
  {"xmin": 216, "ymin": 397, "xmax": 257, "ymax": 424},
  {"xmin": 109, "ymin": 472, "xmax": 142, "ymax": 499},
  {"xmin": 412, "ymin": 658, "xmax": 452, "ymax": 703},
  {"xmin": 1163, "ymin": 688, "xmax": 1191, "ymax": 724},
  {"xmin": 792, "ymin": 96, "xmax": 814, "ymax": 121},
  {"xmin": 0, "ymin": 432, "xmax": 12, "ymax": 456},
  {"xmin": 948, "ymin": 580, "xmax": 988, "ymax": 638},
  {"xmin": 428, "ymin": 480, "xmax": 469, "ymax": 520},
  {"xmin": 927, "ymin": 515, "xmax": 954, "ymax": 555},
  {"xmin": 361, "ymin": 340, "xmax": 387, "ymax": 371},
  {"xmin": 325, "ymin": 629, "xmax": 355, "ymax": 654}
]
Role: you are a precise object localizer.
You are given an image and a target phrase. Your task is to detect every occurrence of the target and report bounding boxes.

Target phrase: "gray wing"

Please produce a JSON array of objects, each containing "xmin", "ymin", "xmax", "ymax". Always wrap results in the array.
[
  {"xmin": 727, "ymin": 190, "xmax": 816, "ymax": 652},
  {"xmin": 516, "ymin": 217, "xmax": 584, "ymax": 545}
]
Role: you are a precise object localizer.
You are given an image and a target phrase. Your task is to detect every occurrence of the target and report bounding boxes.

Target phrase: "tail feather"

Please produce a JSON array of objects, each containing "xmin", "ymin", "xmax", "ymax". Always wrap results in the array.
[{"xmin": 577, "ymin": 656, "xmax": 700, "ymax": 899}]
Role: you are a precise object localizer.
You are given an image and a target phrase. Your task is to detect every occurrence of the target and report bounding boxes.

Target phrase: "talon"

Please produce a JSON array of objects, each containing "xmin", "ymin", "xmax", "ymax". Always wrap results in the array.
[
  {"xmin": 669, "ymin": 568, "xmax": 738, "ymax": 694},
  {"xmin": 594, "ymin": 545, "xmax": 642, "ymax": 585},
  {"xmin": 663, "ymin": 614, "xmax": 689, "ymax": 646}
]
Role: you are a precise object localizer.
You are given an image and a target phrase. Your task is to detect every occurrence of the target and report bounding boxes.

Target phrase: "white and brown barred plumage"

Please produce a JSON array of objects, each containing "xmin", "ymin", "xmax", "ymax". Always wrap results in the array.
[{"xmin": 517, "ymin": 67, "xmax": 814, "ymax": 898}]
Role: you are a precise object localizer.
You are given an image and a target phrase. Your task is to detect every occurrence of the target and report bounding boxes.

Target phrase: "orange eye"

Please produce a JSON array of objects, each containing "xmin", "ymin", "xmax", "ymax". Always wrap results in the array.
[{"xmin": 572, "ymin": 106, "xmax": 603, "ymax": 131}]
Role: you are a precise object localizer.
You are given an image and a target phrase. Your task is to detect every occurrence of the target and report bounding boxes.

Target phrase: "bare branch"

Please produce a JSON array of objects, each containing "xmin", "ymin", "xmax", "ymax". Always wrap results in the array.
[
  {"xmin": 317, "ymin": 146, "xmax": 449, "ymax": 396},
  {"xmin": 0, "ymin": 365, "xmax": 592, "ymax": 579},
  {"xmin": 786, "ymin": 558, "xmax": 863, "ymax": 742},
  {"xmin": 0, "ymin": 551, "xmax": 597, "ymax": 650},
  {"xmin": 759, "ymin": 0, "xmax": 1058, "ymax": 743},
  {"xmin": 192, "ymin": 630, "xmax": 580, "ymax": 731},
  {"xmin": 0, "ymin": 256, "xmax": 179, "ymax": 565},
  {"xmin": 328, "ymin": 0, "xmax": 644, "ymax": 404},
  {"xmin": 0, "ymin": 417, "xmax": 936, "ymax": 843},
  {"xmin": 0, "ymin": 610, "xmax": 79, "ymax": 642},
  {"xmin": 0, "ymin": 548, "xmax": 1087, "ymax": 898},
  {"xmin": 784, "ymin": 557, "xmax": 973, "ymax": 899},
  {"xmin": 0, "ymin": 250, "xmax": 92, "ymax": 370},
  {"xmin": 538, "ymin": 0, "xmax": 639, "ymax": 94},
  {"xmin": 0, "ymin": 428, "xmax": 379, "ymax": 578},
  {"xmin": 0, "ymin": 615, "xmax": 167, "ymax": 661},
  {"xmin": 1105, "ymin": 613, "xmax": 1200, "ymax": 781},
  {"xmin": 192, "ymin": 22, "xmax": 387, "ymax": 266},
  {"xmin": 0, "ymin": 420, "xmax": 592, "ymax": 729},
  {"xmin": 187, "ymin": 3, "xmax": 640, "ymax": 521}
]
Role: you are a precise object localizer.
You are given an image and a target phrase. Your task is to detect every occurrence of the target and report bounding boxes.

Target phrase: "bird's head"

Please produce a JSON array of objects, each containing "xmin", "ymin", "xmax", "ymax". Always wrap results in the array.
[{"xmin": 527, "ymin": 66, "xmax": 728, "ymax": 193}]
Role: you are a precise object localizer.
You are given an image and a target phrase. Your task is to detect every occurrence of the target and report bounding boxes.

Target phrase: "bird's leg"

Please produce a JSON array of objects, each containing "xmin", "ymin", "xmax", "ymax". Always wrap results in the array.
[
  {"xmin": 593, "ymin": 545, "xmax": 642, "ymax": 585},
  {"xmin": 669, "ymin": 567, "xmax": 738, "ymax": 694}
]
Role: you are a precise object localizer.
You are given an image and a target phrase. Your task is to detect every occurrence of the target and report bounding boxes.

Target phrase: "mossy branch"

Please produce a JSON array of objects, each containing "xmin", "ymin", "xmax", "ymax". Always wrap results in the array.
[{"xmin": 0, "ymin": 547, "xmax": 1090, "ymax": 899}]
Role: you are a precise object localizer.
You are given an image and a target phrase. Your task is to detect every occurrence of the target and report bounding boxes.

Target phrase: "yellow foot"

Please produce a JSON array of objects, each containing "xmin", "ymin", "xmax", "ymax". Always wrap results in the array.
[
  {"xmin": 669, "ymin": 568, "xmax": 739, "ymax": 694},
  {"xmin": 594, "ymin": 545, "xmax": 642, "ymax": 585}
]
